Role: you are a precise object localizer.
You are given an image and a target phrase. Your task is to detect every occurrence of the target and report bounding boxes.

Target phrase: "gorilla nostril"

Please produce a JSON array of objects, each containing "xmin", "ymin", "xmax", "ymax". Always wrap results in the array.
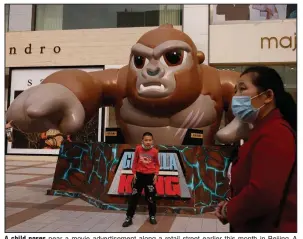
[{"xmin": 147, "ymin": 68, "xmax": 160, "ymax": 76}]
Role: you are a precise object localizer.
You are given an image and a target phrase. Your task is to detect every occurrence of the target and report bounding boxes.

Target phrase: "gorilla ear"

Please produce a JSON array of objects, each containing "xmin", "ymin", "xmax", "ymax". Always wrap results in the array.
[{"xmin": 197, "ymin": 51, "xmax": 205, "ymax": 64}]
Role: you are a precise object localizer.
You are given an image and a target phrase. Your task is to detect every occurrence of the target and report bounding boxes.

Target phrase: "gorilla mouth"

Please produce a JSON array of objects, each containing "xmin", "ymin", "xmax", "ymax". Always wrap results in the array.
[{"xmin": 139, "ymin": 82, "xmax": 165, "ymax": 92}]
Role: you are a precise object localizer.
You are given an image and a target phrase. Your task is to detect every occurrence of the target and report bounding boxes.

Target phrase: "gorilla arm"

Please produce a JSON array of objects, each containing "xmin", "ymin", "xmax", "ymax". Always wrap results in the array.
[
  {"xmin": 6, "ymin": 66, "xmax": 127, "ymax": 134},
  {"xmin": 42, "ymin": 67, "xmax": 127, "ymax": 121},
  {"xmin": 199, "ymin": 65, "xmax": 224, "ymax": 145},
  {"xmin": 216, "ymin": 70, "xmax": 251, "ymax": 144}
]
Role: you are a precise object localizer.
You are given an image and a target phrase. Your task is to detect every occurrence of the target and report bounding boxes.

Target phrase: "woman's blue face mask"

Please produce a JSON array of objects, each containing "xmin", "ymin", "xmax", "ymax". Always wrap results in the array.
[{"xmin": 231, "ymin": 92, "xmax": 265, "ymax": 123}]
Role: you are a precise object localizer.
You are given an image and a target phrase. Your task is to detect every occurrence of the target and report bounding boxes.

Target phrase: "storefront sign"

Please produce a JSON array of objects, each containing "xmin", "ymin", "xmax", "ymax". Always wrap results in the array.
[
  {"xmin": 108, "ymin": 150, "xmax": 191, "ymax": 198},
  {"xmin": 209, "ymin": 21, "xmax": 296, "ymax": 63},
  {"xmin": 6, "ymin": 26, "xmax": 182, "ymax": 67},
  {"xmin": 261, "ymin": 33, "xmax": 296, "ymax": 51},
  {"xmin": 8, "ymin": 43, "xmax": 61, "ymax": 55},
  {"xmin": 105, "ymin": 131, "xmax": 118, "ymax": 137},
  {"xmin": 191, "ymin": 133, "xmax": 203, "ymax": 139}
]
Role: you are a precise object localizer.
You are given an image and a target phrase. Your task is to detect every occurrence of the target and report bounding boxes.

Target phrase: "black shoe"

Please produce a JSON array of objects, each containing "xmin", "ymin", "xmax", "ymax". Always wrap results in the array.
[
  {"xmin": 122, "ymin": 217, "xmax": 133, "ymax": 227},
  {"xmin": 149, "ymin": 216, "xmax": 157, "ymax": 225}
]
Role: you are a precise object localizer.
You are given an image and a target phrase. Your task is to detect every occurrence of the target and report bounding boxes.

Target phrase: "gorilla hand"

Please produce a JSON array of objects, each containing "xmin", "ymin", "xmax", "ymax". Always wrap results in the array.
[
  {"xmin": 6, "ymin": 83, "xmax": 85, "ymax": 134},
  {"xmin": 216, "ymin": 117, "xmax": 251, "ymax": 144}
]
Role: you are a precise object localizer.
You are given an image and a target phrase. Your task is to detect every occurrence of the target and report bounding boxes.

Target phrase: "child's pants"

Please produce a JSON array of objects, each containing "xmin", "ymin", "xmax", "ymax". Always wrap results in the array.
[{"xmin": 126, "ymin": 172, "xmax": 156, "ymax": 218}]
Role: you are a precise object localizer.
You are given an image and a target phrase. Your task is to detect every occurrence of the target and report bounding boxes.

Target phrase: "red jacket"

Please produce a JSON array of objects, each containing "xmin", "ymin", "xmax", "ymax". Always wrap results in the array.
[
  {"xmin": 132, "ymin": 145, "xmax": 160, "ymax": 175},
  {"xmin": 227, "ymin": 109, "xmax": 297, "ymax": 232}
]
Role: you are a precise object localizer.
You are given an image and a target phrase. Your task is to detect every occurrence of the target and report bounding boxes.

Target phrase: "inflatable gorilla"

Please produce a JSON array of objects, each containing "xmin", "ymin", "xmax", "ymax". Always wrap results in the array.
[{"xmin": 6, "ymin": 24, "xmax": 249, "ymax": 145}]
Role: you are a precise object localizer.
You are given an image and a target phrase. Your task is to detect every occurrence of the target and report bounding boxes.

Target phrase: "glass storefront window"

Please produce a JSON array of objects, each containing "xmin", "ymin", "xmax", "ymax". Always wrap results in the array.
[
  {"xmin": 5, "ymin": 4, "xmax": 9, "ymax": 32},
  {"xmin": 210, "ymin": 4, "xmax": 296, "ymax": 24},
  {"xmin": 35, "ymin": 4, "xmax": 183, "ymax": 31},
  {"xmin": 215, "ymin": 65, "xmax": 297, "ymax": 102},
  {"xmin": 108, "ymin": 107, "xmax": 118, "ymax": 128},
  {"xmin": 284, "ymin": 66, "xmax": 296, "ymax": 89}
]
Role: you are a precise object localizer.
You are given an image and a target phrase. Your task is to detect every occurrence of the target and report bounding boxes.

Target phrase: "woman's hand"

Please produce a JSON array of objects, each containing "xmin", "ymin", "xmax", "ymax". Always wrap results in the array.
[
  {"xmin": 215, "ymin": 201, "xmax": 225, "ymax": 219},
  {"xmin": 215, "ymin": 201, "xmax": 229, "ymax": 225}
]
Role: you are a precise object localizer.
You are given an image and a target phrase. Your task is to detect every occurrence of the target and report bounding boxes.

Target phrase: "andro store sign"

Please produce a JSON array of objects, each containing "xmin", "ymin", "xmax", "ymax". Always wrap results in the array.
[
  {"xmin": 108, "ymin": 150, "xmax": 191, "ymax": 198},
  {"xmin": 6, "ymin": 27, "xmax": 183, "ymax": 67},
  {"xmin": 8, "ymin": 43, "xmax": 61, "ymax": 55}
]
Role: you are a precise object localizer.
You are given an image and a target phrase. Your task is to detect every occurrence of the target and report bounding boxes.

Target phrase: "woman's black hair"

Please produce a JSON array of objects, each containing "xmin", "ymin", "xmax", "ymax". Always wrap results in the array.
[{"xmin": 241, "ymin": 66, "xmax": 297, "ymax": 131}]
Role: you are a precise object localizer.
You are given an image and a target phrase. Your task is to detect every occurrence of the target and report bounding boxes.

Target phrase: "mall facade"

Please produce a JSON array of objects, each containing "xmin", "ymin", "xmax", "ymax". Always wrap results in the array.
[{"xmin": 5, "ymin": 4, "xmax": 297, "ymax": 155}]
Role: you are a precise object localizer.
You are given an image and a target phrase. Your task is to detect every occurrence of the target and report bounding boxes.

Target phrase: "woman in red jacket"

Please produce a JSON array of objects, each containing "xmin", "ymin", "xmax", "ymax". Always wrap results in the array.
[{"xmin": 216, "ymin": 66, "xmax": 297, "ymax": 232}]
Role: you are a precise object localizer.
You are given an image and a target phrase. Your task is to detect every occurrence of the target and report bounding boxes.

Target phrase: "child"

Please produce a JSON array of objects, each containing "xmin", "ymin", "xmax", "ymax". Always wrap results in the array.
[{"xmin": 122, "ymin": 132, "xmax": 160, "ymax": 227}]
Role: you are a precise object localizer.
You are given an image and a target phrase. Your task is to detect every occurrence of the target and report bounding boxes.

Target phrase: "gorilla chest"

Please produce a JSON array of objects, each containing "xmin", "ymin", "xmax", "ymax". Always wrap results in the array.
[
  {"xmin": 119, "ymin": 95, "xmax": 216, "ymax": 130},
  {"xmin": 118, "ymin": 96, "xmax": 216, "ymax": 144}
]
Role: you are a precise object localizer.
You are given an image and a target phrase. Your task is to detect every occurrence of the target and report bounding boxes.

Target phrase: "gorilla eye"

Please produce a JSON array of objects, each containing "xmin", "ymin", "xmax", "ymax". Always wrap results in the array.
[
  {"xmin": 134, "ymin": 55, "xmax": 146, "ymax": 69},
  {"xmin": 164, "ymin": 50, "xmax": 184, "ymax": 66}
]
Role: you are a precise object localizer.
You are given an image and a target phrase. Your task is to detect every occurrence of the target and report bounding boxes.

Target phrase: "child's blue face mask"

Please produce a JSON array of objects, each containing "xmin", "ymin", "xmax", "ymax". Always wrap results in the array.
[{"xmin": 231, "ymin": 92, "xmax": 265, "ymax": 123}]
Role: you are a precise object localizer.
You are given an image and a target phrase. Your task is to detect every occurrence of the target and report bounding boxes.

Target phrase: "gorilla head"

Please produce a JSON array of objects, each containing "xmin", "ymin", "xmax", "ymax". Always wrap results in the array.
[{"xmin": 126, "ymin": 24, "xmax": 205, "ymax": 115}]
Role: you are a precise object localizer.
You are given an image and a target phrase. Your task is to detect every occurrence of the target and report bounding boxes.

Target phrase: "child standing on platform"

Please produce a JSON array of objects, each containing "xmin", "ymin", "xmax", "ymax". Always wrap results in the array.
[{"xmin": 122, "ymin": 132, "xmax": 160, "ymax": 227}]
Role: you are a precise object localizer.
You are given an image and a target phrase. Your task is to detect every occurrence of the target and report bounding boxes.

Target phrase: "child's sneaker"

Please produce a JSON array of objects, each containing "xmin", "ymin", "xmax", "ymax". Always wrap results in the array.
[
  {"xmin": 122, "ymin": 217, "xmax": 133, "ymax": 227},
  {"xmin": 149, "ymin": 216, "xmax": 157, "ymax": 224}
]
